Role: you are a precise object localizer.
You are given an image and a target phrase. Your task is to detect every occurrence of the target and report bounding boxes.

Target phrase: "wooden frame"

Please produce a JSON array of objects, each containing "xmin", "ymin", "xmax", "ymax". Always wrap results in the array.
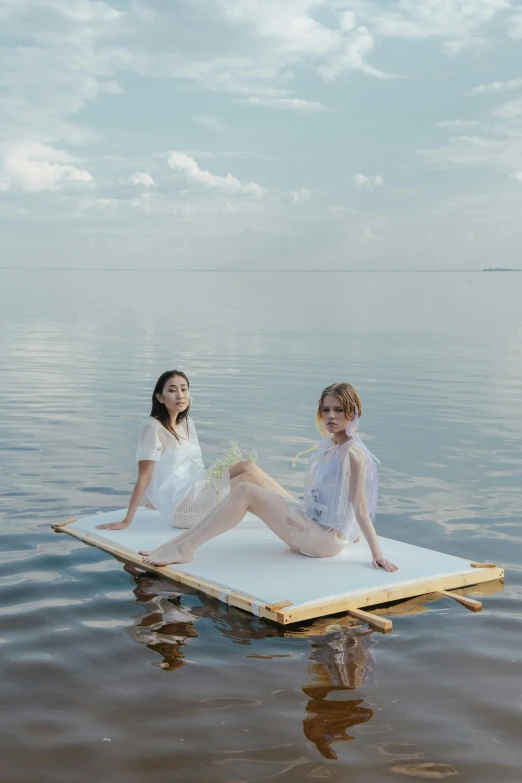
[{"xmin": 52, "ymin": 517, "xmax": 504, "ymax": 632}]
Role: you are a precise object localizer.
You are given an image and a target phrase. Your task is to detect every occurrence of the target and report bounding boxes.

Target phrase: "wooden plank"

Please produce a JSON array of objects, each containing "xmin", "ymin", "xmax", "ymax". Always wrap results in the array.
[
  {"xmin": 470, "ymin": 562, "xmax": 497, "ymax": 569},
  {"xmin": 347, "ymin": 608, "xmax": 392, "ymax": 633},
  {"xmin": 52, "ymin": 518, "xmax": 78, "ymax": 531},
  {"xmin": 433, "ymin": 589, "xmax": 482, "ymax": 612},
  {"xmin": 265, "ymin": 600, "xmax": 293, "ymax": 612},
  {"xmin": 276, "ymin": 566, "xmax": 504, "ymax": 625}
]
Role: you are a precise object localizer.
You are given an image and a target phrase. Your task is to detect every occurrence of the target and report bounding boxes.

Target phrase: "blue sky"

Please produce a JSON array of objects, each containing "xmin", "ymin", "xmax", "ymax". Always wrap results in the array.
[{"xmin": 1, "ymin": 0, "xmax": 522, "ymax": 269}]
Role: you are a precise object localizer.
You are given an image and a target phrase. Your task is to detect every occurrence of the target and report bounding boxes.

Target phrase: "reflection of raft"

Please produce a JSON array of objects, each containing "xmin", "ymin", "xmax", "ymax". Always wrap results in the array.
[{"xmin": 52, "ymin": 508, "xmax": 504, "ymax": 632}]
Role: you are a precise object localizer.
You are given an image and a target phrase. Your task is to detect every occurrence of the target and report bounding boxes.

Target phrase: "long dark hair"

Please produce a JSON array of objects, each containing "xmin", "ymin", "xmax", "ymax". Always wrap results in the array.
[{"xmin": 150, "ymin": 370, "xmax": 190, "ymax": 442}]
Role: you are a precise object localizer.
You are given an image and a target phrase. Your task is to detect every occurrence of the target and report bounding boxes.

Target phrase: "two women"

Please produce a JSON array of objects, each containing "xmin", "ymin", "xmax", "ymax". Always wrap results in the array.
[
  {"xmin": 96, "ymin": 370, "xmax": 292, "ymax": 533},
  {"xmin": 116, "ymin": 374, "xmax": 397, "ymax": 573}
]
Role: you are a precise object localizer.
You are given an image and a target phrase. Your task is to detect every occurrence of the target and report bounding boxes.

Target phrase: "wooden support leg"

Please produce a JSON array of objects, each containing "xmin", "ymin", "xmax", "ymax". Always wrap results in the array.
[
  {"xmin": 347, "ymin": 608, "xmax": 392, "ymax": 633},
  {"xmin": 433, "ymin": 590, "xmax": 482, "ymax": 612}
]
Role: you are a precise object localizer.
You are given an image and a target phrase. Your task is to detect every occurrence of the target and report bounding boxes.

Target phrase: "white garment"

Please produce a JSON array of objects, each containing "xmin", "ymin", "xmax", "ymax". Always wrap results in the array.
[
  {"xmin": 135, "ymin": 417, "xmax": 229, "ymax": 528},
  {"xmin": 287, "ymin": 437, "xmax": 369, "ymax": 542}
]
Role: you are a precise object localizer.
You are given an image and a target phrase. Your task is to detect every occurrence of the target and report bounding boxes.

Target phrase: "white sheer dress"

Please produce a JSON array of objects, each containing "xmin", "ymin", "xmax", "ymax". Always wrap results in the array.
[{"xmin": 135, "ymin": 417, "xmax": 230, "ymax": 528}]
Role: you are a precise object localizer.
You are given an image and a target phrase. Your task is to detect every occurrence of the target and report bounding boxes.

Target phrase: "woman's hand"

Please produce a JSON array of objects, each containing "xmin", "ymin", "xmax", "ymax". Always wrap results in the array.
[
  {"xmin": 372, "ymin": 555, "xmax": 398, "ymax": 572},
  {"xmin": 95, "ymin": 519, "xmax": 131, "ymax": 530}
]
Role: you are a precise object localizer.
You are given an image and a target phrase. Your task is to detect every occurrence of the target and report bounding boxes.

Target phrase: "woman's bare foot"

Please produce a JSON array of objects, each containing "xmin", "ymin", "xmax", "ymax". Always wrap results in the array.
[{"xmin": 141, "ymin": 541, "xmax": 194, "ymax": 567}]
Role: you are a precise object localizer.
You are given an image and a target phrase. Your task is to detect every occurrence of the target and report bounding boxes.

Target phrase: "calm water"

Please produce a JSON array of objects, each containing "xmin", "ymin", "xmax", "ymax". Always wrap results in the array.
[{"xmin": 1, "ymin": 270, "xmax": 521, "ymax": 782}]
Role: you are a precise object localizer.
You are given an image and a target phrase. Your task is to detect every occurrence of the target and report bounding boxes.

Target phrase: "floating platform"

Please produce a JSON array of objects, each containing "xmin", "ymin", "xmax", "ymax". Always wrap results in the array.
[{"xmin": 52, "ymin": 508, "xmax": 503, "ymax": 632}]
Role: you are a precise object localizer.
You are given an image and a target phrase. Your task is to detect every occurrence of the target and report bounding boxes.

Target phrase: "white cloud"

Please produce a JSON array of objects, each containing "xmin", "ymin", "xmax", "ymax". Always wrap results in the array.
[
  {"xmin": 167, "ymin": 151, "xmax": 266, "ymax": 196},
  {"xmin": 491, "ymin": 97, "xmax": 522, "ymax": 119},
  {"xmin": 370, "ymin": 0, "xmax": 509, "ymax": 40},
  {"xmin": 130, "ymin": 172, "xmax": 155, "ymax": 187},
  {"xmin": 318, "ymin": 25, "xmax": 390, "ymax": 80},
  {"xmin": 507, "ymin": 11, "xmax": 522, "ymax": 38},
  {"xmin": 0, "ymin": 0, "xmax": 126, "ymax": 163},
  {"xmin": 423, "ymin": 65, "xmax": 522, "ymax": 173},
  {"xmin": 509, "ymin": 171, "xmax": 522, "ymax": 183},
  {"xmin": 180, "ymin": 150, "xmax": 254, "ymax": 159},
  {"xmin": 217, "ymin": 1, "xmax": 389, "ymax": 80},
  {"xmin": 47, "ymin": 0, "xmax": 122, "ymax": 23},
  {"xmin": 354, "ymin": 173, "xmax": 384, "ymax": 190},
  {"xmin": 0, "ymin": 0, "xmax": 122, "ymax": 23},
  {"xmin": 0, "ymin": 142, "xmax": 93, "ymax": 191},
  {"xmin": 289, "ymin": 188, "xmax": 311, "ymax": 203},
  {"xmin": 438, "ymin": 119, "xmax": 480, "ymax": 128},
  {"xmin": 442, "ymin": 36, "xmax": 487, "ymax": 57},
  {"xmin": 194, "ymin": 115, "xmax": 226, "ymax": 132},
  {"xmin": 471, "ymin": 77, "xmax": 522, "ymax": 94},
  {"xmin": 418, "ymin": 132, "xmax": 522, "ymax": 170},
  {"xmin": 236, "ymin": 96, "xmax": 325, "ymax": 112}
]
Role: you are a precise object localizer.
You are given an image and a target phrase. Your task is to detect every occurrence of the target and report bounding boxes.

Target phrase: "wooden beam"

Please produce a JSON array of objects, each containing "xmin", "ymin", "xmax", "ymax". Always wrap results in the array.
[
  {"xmin": 347, "ymin": 608, "xmax": 392, "ymax": 633},
  {"xmin": 470, "ymin": 562, "xmax": 497, "ymax": 569},
  {"xmin": 51, "ymin": 518, "xmax": 77, "ymax": 531},
  {"xmin": 433, "ymin": 589, "xmax": 482, "ymax": 612},
  {"xmin": 278, "ymin": 566, "xmax": 503, "ymax": 625},
  {"xmin": 265, "ymin": 600, "xmax": 293, "ymax": 612}
]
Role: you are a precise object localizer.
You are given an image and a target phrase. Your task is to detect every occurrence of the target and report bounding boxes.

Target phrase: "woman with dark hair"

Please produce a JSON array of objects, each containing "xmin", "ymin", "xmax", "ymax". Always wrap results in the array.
[{"xmin": 96, "ymin": 370, "xmax": 291, "ymax": 532}]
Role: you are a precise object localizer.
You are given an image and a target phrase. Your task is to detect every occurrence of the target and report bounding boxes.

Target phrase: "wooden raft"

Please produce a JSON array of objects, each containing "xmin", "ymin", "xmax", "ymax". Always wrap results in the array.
[{"xmin": 52, "ymin": 509, "xmax": 504, "ymax": 633}]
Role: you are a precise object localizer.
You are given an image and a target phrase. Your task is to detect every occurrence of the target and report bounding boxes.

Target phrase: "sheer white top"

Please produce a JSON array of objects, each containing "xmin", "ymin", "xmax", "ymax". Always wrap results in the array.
[
  {"xmin": 299, "ymin": 437, "xmax": 369, "ymax": 540},
  {"xmin": 135, "ymin": 417, "xmax": 205, "ymax": 525}
]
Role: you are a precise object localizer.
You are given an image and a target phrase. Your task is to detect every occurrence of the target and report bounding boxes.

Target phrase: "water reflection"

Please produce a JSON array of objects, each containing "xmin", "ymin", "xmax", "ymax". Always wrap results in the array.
[
  {"xmin": 123, "ymin": 564, "xmax": 199, "ymax": 671},
  {"xmin": 121, "ymin": 565, "xmax": 505, "ymax": 764},
  {"xmin": 123, "ymin": 565, "xmax": 377, "ymax": 759}
]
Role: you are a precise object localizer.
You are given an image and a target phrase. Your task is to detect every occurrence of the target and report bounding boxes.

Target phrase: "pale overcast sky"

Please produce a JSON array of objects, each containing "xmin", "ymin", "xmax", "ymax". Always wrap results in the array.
[{"xmin": 1, "ymin": 0, "xmax": 522, "ymax": 269}]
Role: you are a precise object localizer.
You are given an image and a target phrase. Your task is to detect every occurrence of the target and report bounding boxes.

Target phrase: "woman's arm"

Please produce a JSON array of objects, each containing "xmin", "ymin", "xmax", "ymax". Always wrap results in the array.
[
  {"xmin": 96, "ymin": 461, "xmax": 154, "ymax": 530},
  {"xmin": 348, "ymin": 450, "xmax": 398, "ymax": 572}
]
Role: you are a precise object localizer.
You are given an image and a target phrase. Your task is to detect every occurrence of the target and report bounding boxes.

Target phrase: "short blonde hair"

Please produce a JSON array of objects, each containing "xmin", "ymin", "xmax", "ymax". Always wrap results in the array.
[{"xmin": 316, "ymin": 383, "xmax": 362, "ymax": 435}]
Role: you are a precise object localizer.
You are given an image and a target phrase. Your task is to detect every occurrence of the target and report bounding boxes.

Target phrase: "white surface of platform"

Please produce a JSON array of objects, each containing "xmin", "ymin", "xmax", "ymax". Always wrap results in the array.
[{"xmin": 66, "ymin": 508, "xmax": 491, "ymax": 615}]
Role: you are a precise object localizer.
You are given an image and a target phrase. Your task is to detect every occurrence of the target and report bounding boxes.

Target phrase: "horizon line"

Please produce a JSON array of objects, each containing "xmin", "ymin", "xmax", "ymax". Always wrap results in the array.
[{"xmin": 1, "ymin": 267, "xmax": 520, "ymax": 273}]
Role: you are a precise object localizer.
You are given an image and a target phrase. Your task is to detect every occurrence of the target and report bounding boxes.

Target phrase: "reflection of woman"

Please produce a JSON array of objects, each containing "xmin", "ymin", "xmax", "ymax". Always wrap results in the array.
[
  {"xmin": 303, "ymin": 628, "xmax": 375, "ymax": 759},
  {"xmin": 307, "ymin": 627, "xmax": 376, "ymax": 694},
  {"xmin": 97, "ymin": 369, "xmax": 291, "ymax": 532}
]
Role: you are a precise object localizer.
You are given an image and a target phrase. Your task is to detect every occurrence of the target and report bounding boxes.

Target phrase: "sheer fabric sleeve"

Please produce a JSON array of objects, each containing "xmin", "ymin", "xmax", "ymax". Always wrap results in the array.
[
  {"xmin": 333, "ymin": 442, "xmax": 368, "ymax": 524},
  {"xmin": 188, "ymin": 417, "xmax": 199, "ymax": 446},
  {"xmin": 135, "ymin": 421, "xmax": 163, "ymax": 462},
  {"xmin": 346, "ymin": 444, "xmax": 369, "ymax": 520}
]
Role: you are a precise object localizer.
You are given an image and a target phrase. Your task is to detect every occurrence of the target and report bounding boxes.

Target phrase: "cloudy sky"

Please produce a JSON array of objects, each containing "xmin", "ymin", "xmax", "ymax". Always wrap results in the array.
[{"xmin": 1, "ymin": 0, "xmax": 522, "ymax": 269}]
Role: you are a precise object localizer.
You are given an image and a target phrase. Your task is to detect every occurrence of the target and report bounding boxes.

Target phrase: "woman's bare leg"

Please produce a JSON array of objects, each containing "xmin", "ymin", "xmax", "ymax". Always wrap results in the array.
[
  {"xmin": 138, "ymin": 474, "xmax": 265, "ymax": 557},
  {"xmin": 229, "ymin": 461, "xmax": 293, "ymax": 499},
  {"xmin": 139, "ymin": 474, "xmax": 269, "ymax": 556},
  {"xmin": 141, "ymin": 483, "xmax": 293, "ymax": 567}
]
